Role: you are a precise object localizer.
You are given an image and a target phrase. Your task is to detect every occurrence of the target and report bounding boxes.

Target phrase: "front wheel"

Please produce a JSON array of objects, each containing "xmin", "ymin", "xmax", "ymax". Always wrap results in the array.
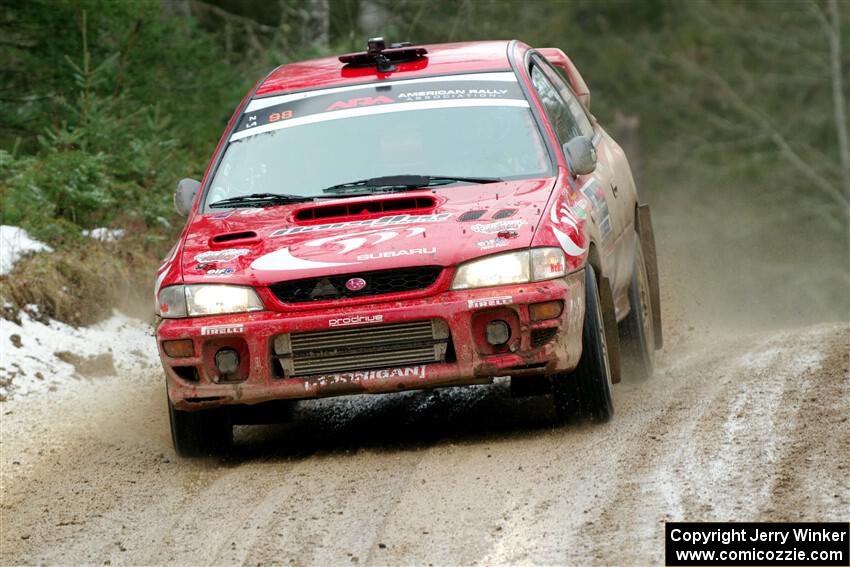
[
  {"xmin": 168, "ymin": 400, "xmax": 232, "ymax": 457},
  {"xmin": 552, "ymin": 266, "xmax": 614, "ymax": 422},
  {"xmin": 620, "ymin": 235, "xmax": 655, "ymax": 380}
]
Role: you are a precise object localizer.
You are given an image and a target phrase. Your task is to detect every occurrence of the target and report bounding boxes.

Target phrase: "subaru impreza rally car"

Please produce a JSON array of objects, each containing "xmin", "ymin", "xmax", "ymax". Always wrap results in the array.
[{"xmin": 156, "ymin": 39, "xmax": 662, "ymax": 456}]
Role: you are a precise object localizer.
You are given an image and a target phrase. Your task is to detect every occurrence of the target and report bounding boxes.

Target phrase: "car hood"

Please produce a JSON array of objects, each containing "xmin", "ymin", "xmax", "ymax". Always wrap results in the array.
[{"xmin": 180, "ymin": 177, "xmax": 557, "ymax": 286}]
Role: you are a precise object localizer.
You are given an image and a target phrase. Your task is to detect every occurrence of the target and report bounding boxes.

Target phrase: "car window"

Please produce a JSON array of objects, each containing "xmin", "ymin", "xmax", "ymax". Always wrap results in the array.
[
  {"xmin": 529, "ymin": 65, "xmax": 584, "ymax": 144},
  {"xmin": 544, "ymin": 66, "xmax": 594, "ymax": 138},
  {"xmin": 206, "ymin": 106, "xmax": 550, "ymax": 208}
]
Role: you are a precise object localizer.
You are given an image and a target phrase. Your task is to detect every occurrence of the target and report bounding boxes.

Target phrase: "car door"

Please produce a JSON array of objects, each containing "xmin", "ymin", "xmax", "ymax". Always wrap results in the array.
[{"xmin": 528, "ymin": 57, "xmax": 627, "ymax": 289}]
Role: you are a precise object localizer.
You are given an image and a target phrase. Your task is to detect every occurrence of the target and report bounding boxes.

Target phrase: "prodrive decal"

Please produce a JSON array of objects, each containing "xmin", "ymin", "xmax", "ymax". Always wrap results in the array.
[
  {"xmin": 328, "ymin": 314, "xmax": 383, "ymax": 327},
  {"xmin": 305, "ymin": 365, "xmax": 427, "ymax": 389}
]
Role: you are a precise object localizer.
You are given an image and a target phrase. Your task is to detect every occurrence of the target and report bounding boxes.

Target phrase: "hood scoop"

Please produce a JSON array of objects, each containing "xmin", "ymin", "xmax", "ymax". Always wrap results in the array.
[
  {"xmin": 210, "ymin": 230, "xmax": 259, "ymax": 246},
  {"xmin": 458, "ymin": 210, "xmax": 486, "ymax": 222},
  {"xmin": 493, "ymin": 208, "xmax": 517, "ymax": 219},
  {"xmin": 294, "ymin": 195, "xmax": 436, "ymax": 223}
]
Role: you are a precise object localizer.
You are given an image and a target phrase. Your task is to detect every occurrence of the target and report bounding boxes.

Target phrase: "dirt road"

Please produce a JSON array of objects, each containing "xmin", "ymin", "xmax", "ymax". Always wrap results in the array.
[{"xmin": 1, "ymin": 322, "xmax": 847, "ymax": 565}]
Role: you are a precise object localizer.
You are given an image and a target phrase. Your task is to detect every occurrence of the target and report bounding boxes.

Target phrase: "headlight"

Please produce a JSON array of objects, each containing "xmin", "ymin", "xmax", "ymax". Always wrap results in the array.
[
  {"xmin": 158, "ymin": 285, "xmax": 264, "ymax": 318},
  {"xmin": 451, "ymin": 247, "xmax": 566, "ymax": 290}
]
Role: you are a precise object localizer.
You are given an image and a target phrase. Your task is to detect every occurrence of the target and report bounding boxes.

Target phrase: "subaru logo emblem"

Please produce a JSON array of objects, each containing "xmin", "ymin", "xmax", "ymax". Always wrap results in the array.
[{"xmin": 345, "ymin": 277, "xmax": 366, "ymax": 291}]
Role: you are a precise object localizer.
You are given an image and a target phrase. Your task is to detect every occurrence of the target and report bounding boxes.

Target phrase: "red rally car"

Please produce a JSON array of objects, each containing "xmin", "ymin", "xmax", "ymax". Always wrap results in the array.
[{"xmin": 156, "ymin": 39, "xmax": 663, "ymax": 456}]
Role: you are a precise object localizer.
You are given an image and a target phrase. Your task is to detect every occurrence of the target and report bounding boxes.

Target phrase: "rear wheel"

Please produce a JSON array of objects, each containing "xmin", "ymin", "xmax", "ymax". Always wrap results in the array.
[
  {"xmin": 552, "ymin": 266, "xmax": 614, "ymax": 422},
  {"xmin": 620, "ymin": 235, "xmax": 655, "ymax": 380},
  {"xmin": 168, "ymin": 400, "xmax": 232, "ymax": 457}
]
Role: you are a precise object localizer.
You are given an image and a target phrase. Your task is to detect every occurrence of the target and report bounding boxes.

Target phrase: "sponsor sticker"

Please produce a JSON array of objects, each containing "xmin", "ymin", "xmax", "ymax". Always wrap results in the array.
[
  {"xmin": 470, "ymin": 219, "xmax": 526, "ymax": 234},
  {"xmin": 205, "ymin": 268, "xmax": 234, "ymax": 276},
  {"xmin": 476, "ymin": 238, "xmax": 509, "ymax": 250},
  {"xmin": 328, "ymin": 314, "xmax": 383, "ymax": 327},
  {"xmin": 194, "ymin": 248, "xmax": 249, "ymax": 263},
  {"xmin": 468, "ymin": 296, "xmax": 512, "ymax": 309},
  {"xmin": 356, "ymin": 247, "xmax": 435, "ymax": 261},
  {"xmin": 232, "ymin": 73, "xmax": 526, "ymax": 142},
  {"xmin": 270, "ymin": 213, "xmax": 450, "ymax": 238},
  {"xmin": 200, "ymin": 324, "xmax": 244, "ymax": 336},
  {"xmin": 307, "ymin": 227, "xmax": 426, "ymax": 254},
  {"xmin": 305, "ymin": 365, "xmax": 427, "ymax": 389}
]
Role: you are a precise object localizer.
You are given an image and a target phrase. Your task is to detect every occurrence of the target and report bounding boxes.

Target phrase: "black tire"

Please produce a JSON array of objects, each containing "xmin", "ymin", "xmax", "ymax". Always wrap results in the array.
[
  {"xmin": 552, "ymin": 266, "xmax": 614, "ymax": 422},
  {"xmin": 620, "ymin": 235, "xmax": 655, "ymax": 380},
  {"xmin": 168, "ymin": 400, "xmax": 232, "ymax": 457}
]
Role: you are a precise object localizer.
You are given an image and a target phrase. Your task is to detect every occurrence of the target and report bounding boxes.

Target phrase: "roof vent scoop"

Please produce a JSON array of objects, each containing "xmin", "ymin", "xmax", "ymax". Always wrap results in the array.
[{"xmin": 339, "ymin": 37, "xmax": 427, "ymax": 73}]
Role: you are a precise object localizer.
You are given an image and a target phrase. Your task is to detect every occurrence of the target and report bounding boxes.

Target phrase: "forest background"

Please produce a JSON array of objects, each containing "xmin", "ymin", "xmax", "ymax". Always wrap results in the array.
[{"xmin": 1, "ymin": 0, "xmax": 847, "ymax": 328}]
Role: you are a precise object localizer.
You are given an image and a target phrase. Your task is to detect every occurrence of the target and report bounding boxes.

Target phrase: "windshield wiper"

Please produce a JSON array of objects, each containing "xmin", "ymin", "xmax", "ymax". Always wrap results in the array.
[
  {"xmin": 321, "ymin": 174, "xmax": 502, "ymax": 195},
  {"xmin": 208, "ymin": 193, "xmax": 338, "ymax": 208}
]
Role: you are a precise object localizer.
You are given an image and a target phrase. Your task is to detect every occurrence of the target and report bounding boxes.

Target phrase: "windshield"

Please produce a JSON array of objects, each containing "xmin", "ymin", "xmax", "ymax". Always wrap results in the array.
[{"xmin": 203, "ymin": 73, "xmax": 551, "ymax": 210}]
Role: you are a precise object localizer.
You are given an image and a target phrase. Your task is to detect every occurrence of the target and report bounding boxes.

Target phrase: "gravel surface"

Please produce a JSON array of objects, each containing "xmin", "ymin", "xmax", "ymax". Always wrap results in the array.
[{"xmin": 1, "ymin": 321, "xmax": 848, "ymax": 565}]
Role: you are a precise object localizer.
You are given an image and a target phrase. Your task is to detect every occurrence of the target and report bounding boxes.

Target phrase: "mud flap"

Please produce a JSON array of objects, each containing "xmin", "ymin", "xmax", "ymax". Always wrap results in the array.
[
  {"xmin": 636, "ymin": 204, "xmax": 663, "ymax": 349},
  {"xmin": 598, "ymin": 275, "xmax": 622, "ymax": 384}
]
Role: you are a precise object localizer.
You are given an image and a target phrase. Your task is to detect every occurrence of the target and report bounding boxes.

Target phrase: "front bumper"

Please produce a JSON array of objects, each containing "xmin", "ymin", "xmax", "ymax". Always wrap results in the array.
[{"xmin": 157, "ymin": 271, "xmax": 585, "ymax": 410}]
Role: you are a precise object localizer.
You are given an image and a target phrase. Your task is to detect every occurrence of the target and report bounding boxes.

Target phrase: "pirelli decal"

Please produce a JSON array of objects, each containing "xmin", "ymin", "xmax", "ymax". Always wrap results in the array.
[{"xmin": 231, "ymin": 72, "xmax": 528, "ymax": 142}]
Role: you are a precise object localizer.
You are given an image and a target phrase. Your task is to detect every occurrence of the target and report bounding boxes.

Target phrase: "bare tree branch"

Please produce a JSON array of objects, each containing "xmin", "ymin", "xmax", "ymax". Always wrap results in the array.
[
  {"xmin": 670, "ymin": 53, "xmax": 849, "ymax": 209},
  {"xmin": 825, "ymin": 0, "xmax": 850, "ymax": 196}
]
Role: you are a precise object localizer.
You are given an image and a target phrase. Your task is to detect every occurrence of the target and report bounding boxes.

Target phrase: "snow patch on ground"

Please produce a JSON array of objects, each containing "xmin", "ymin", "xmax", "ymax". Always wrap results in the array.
[
  {"xmin": 0, "ymin": 225, "xmax": 52, "ymax": 275},
  {"xmin": 82, "ymin": 227, "xmax": 126, "ymax": 242},
  {"xmin": 0, "ymin": 310, "xmax": 159, "ymax": 400}
]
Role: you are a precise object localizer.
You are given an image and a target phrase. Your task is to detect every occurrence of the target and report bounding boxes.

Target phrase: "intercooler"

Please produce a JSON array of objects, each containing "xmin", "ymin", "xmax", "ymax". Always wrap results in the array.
[{"xmin": 273, "ymin": 320, "xmax": 450, "ymax": 377}]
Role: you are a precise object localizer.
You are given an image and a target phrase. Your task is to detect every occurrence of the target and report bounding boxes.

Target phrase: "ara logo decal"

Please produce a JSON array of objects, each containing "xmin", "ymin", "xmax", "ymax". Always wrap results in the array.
[
  {"xmin": 326, "ymin": 96, "xmax": 394, "ymax": 111},
  {"xmin": 550, "ymin": 200, "xmax": 586, "ymax": 257}
]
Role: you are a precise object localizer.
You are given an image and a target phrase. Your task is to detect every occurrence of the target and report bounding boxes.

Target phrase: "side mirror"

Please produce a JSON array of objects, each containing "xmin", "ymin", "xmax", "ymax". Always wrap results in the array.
[
  {"xmin": 174, "ymin": 178, "xmax": 201, "ymax": 217},
  {"xmin": 563, "ymin": 136, "xmax": 597, "ymax": 176}
]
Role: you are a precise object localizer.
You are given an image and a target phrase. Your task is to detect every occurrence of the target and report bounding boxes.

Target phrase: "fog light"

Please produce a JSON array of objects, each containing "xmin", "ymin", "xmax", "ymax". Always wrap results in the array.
[
  {"xmin": 162, "ymin": 339, "xmax": 194, "ymax": 358},
  {"xmin": 530, "ymin": 300, "xmax": 563, "ymax": 321},
  {"xmin": 485, "ymin": 320, "xmax": 511, "ymax": 345},
  {"xmin": 215, "ymin": 348, "xmax": 240, "ymax": 374}
]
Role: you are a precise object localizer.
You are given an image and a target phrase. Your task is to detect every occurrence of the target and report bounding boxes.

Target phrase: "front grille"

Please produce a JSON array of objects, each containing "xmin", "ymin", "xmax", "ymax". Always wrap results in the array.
[
  {"xmin": 270, "ymin": 266, "xmax": 442, "ymax": 303},
  {"xmin": 531, "ymin": 328, "xmax": 558, "ymax": 348},
  {"xmin": 273, "ymin": 320, "xmax": 450, "ymax": 377}
]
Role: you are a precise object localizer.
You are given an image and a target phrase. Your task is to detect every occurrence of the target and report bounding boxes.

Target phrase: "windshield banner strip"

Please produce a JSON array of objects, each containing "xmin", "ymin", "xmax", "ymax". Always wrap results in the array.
[
  {"xmin": 230, "ymin": 99, "xmax": 530, "ymax": 142},
  {"xmin": 244, "ymin": 72, "xmax": 519, "ymax": 113},
  {"xmin": 230, "ymin": 78, "xmax": 528, "ymax": 142}
]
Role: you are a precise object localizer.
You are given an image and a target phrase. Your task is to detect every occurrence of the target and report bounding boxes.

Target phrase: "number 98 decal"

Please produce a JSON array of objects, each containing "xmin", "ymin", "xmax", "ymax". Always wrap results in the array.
[{"xmin": 269, "ymin": 110, "xmax": 293, "ymax": 122}]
